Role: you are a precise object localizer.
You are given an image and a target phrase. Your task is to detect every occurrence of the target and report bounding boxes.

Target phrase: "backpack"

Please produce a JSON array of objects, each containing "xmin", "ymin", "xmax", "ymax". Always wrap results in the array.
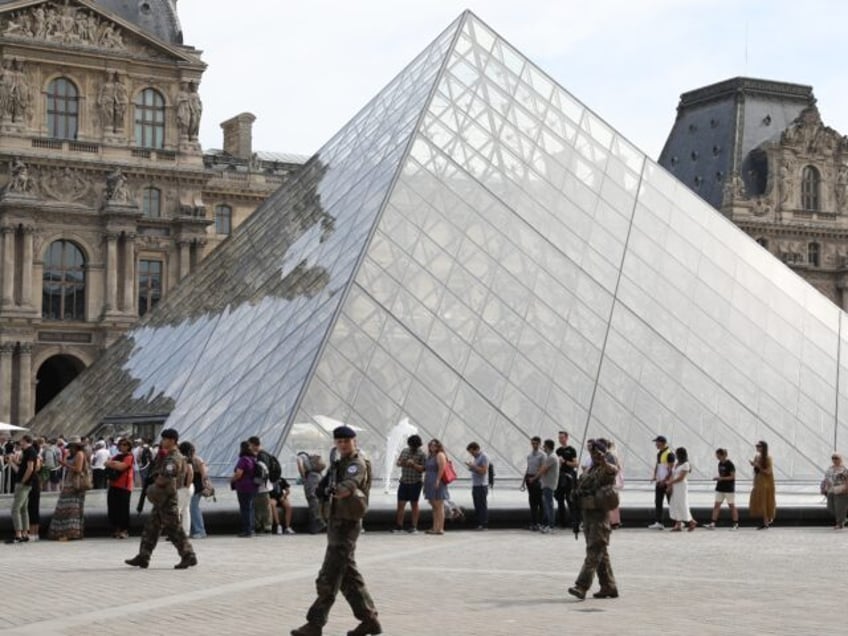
[
  {"xmin": 298, "ymin": 451, "xmax": 326, "ymax": 474},
  {"xmin": 43, "ymin": 446, "xmax": 58, "ymax": 470},
  {"xmin": 265, "ymin": 452, "xmax": 282, "ymax": 484},
  {"xmin": 253, "ymin": 456, "xmax": 270, "ymax": 485}
]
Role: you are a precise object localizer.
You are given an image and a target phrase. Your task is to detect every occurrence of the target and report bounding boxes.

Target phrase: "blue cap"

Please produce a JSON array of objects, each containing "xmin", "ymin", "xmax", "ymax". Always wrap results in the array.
[{"xmin": 333, "ymin": 425, "xmax": 357, "ymax": 439}]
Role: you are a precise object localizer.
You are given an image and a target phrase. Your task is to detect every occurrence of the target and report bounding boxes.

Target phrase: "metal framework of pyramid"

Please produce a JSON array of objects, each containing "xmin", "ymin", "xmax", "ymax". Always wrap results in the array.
[{"xmin": 32, "ymin": 12, "xmax": 847, "ymax": 480}]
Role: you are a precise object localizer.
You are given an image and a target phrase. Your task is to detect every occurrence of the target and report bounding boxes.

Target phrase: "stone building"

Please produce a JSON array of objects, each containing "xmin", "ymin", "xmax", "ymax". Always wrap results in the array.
[
  {"xmin": 659, "ymin": 77, "xmax": 848, "ymax": 307},
  {"xmin": 0, "ymin": 0, "xmax": 303, "ymax": 425}
]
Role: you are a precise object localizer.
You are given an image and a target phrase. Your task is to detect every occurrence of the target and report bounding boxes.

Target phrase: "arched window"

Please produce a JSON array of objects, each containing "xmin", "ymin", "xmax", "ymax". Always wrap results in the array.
[
  {"xmin": 134, "ymin": 88, "xmax": 165, "ymax": 148},
  {"xmin": 138, "ymin": 259, "xmax": 163, "ymax": 317},
  {"xmin": 808, "ymin": 242, "xmax": 820, "ymax": 267},
  {"xmin": 756, "ymin": 237, "xmax": 769, "ymax": 250},
  {"xmin": 43, "ymin": 240, "xmax": 85, "ymax": 321},
  {"xmin": 215, "ymin": 204, "xmax": 232, "ymax": 235},
  {"xmin": 801, "ymin": 165, "xmax": 820, "ymax": 211},
  {"xmin": 142, "ymin": 187, "xmax": 161, "ymax": 217},
  {"xmin": 46, "ymin": 77, "xmax": 79, "ymax": 139}
]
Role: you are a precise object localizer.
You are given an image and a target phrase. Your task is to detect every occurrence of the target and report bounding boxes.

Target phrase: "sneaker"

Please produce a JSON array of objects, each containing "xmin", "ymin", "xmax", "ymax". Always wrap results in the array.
[
  {"xmin": 406, "ymin": 527, "xmax": 419, "ymax": 534},
  {"xmin": 276, "ymin": 526, "xmax": 284, "ymax": 535},
  {"xmin": 4, "ymin": 537, "xmax": 26, "ymax": 544},
  {"xmin": 390, "ymin": 527, "xmax": 404, "ymax": 534},
  {"xmin": 730, "ymin": 523, "xmax": 739, "ymax": 531},
  {"xmin": 28, "ymin": 534, "xmax": 39, "ymax": 542},
  {"xmin": 540, "ymin": 526, "xmax": 549, "ymax": 534},
  {"xmin": 284, "ymin": 527, "xmax": 295, "ymax": 535},
  {"xmin": 648, "ymin": 522, "xmax": 664, "ymax": 530},
  {"xmin": 705, "ymin": 522, "xmax": 716, "ymax": 530}
]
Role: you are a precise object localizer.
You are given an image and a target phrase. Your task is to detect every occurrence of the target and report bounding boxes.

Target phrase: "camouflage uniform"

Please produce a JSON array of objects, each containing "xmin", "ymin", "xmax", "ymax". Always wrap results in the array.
[
  {"xmin": 138, "ymin": 447, "xmax": 195, "ymax": 563},
  {"xmin": 305, "ymin": 451, "xmax": 377, "ymax": 627},
  {"xmin": 573, "ymin": 461, "xmax": 618, "ymax": 594}
]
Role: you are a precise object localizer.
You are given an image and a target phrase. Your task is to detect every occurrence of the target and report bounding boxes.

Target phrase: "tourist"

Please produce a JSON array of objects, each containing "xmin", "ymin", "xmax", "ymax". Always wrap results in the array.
[
  {"xmin": 749, "ymin": 440, "xmax": 776, "ymax": 529},
  {"xmin": 271, "ymin": 476, "xmax": 295, "ymax": 535},
  {"xmin": 297, "ymin": 451, "xmax": 327, "ymax": 534},
  {"xmin": 707, "ymin": 448, "xmax": 739, "ymax": 530},
  {"xmin": 649, "ymin": 435, "xmax": 675, "ymax": 529},
  {"xmin": 522, "ymin": 436, "xmax": 545, "ymax": 530},
  {"xmin": 188, "ymin": 444, "xmax": 209, "ymax": 539},
  {"xmin": 555, "ymin": 430, "xmax": 578, "ymax": 528},
  {"xmin": 667, "ymin": 447, "xmax": 696, "ymax": 531},
  {"xmin": 393, "ymin": 434, "xmax": 426, "ymax": 533},
  {"xmin": 606, "ymin": 440, "xmax": 624, "ymax": 529},
  {"xmin": 822, "ymin": 452, "xmax": 848, "ymax": 529},
  {"xmin": 465, "ymin": 441, "xmax": 490, "ymax": 530},
  {"xmin": 248, "ymin": 436, "xmax": 273, "ymax": 534},
  {"xmin": 91, "ymin": 439, "xmax": 110, "ymax": 489},
  {"xmin": 231, "ymin": 440, "xmax": 258, "ymax": 537},
  {"xmin": 5, "ymin": 434, "xmax": 36, "ymax": 544},
  {"xmin": 27, "ymin": 437, "xmax": 44, "ymax": 541},
  {"xmin": 105, "ymin": 438, "xmax": 134, "ymax": 538},
  {"xmin": 536, "ymin": 439, "xmax": 559, "ymax": 533},
  {"xmin": 423, "ymin": 439, "xmax": 448, "ymax": 535},
  {"xmin": 176, "ymin": 442, "xmax": 195, "ymax": 536},
  {"xmin": 48, "ymin": 437, "xmax": 91, "ymax": 541}
]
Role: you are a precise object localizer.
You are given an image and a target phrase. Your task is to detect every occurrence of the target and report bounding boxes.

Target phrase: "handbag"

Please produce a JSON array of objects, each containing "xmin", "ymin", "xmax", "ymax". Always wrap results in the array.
[{"xmin": 442, "ymin": 459, "xmax": 457, "ymax": 484}]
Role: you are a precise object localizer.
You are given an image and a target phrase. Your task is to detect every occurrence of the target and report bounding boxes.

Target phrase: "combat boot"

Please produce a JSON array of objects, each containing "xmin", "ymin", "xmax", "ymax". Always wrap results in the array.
[
  {"xmin": 290, "ymin": 623, "xmax": 322, "ymax": 636},
  {"xmin": 593, "ymin": 588, "xmax": 619, "ymax": 598},
  {"xmin": 567, "ymin": 586, "xmax": 586, "ymax": 600},
  {"xmin": 174, "ymin": 553, "xmax": 198, "ymax": 569},
  {"xmin": 124, "ymin": 555, "xmax": 149, "ymax": 569},
  {"xmin": 347, "ymin": 616, "xmax": 382, "ymax": 636}
]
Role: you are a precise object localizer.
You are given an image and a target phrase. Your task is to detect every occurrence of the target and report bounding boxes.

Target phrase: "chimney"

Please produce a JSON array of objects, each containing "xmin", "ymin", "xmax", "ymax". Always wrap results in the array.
[{"xmin": 220, "ymin": 112, "xmax": 256, "ymax": 160}]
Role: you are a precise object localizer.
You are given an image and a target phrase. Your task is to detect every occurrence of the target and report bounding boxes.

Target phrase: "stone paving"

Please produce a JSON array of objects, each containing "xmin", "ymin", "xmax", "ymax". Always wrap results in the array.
[{"xmin": 0, "ymin": 520, "xmax": 843, "ymax": 635}]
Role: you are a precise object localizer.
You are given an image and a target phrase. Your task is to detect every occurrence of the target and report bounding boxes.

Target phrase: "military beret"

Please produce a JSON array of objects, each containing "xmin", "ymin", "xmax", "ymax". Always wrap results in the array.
[
  {"xmin": 333, "ymin": 425, "xmax": 357, "ymax": 439},
  {"xmin": 160, "ymin": 428, "xmax": 180, "ymax": 441}
]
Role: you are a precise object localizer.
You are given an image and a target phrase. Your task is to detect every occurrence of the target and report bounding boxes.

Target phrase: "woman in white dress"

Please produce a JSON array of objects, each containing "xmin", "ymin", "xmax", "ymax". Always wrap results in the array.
[{"xmin": 666, "ymin": 447, "xmax": 696, "ymax": 532}]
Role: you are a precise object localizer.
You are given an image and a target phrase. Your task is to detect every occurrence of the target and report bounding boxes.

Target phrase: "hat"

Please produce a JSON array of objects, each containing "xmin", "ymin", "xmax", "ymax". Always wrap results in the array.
[
  {"xmin": 588, "ymin": 439, "xmax": 608, "ymax": 454},
  {"xmin": 160, "ymin": 428, "xmax": 180, "ymax": 441},
  {"xmin": 68, "ymin": 436, "xmax": 82, "ymax": 444},
  {"xmin": 653, "ymin": 435, "xmax": 667, "ymax": 443},
  {"xmin": 333, "ymin": 425, "xmax": 357, "ymax": 439}
]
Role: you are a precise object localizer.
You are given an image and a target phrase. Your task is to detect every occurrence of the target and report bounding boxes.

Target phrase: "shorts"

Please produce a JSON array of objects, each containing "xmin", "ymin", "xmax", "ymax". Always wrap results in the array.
[
  {"xmin": 397, "ymin": 481, "xmax": 423, "ymax": 502},
  {"xmin": 714, "ymin": 492, "xmax": 735, "ymax": 505}
]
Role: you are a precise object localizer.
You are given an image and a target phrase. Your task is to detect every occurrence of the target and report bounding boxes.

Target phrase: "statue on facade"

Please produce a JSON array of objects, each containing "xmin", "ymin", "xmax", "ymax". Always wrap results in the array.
[
  {"xmin": 98, "ymin": 72, "xmax": 128, "ymax": 132},
  {"xmin": 0, "ymin": 59, "xmax": 30, "ymax": 122},
  {"xmin": 105, "ymin": 168, "xmax": 130, "ymax": 204},
  {"xmin": 778, "ymin": 159, "xmax": 794, "ymax": 208},
  {"xmin": 4, "ymin": 157, "xmax": 33, "ymax": 194},
  {"xmin": 836, "ymin": 164, "xmax": 848, "ymax": 212},
  {"xmin": 1, "ymin": 4, "xmax": 126, "ymax": 50},
  {"xmin": 177, "ymin": 81, "xmax": 203, "ymax": 140}
]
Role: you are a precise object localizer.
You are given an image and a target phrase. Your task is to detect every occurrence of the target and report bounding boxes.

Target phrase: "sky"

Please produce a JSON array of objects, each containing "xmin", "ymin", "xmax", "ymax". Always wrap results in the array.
[{"xmin": 177, "ymin": 0, "xmax": 848, "ymax": 161}]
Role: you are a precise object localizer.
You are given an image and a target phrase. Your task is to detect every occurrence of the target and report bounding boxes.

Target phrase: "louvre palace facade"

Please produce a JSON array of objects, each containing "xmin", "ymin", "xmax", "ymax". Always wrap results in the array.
[{"xmin": 0, "ymin": 0, "xmax": 304, "ymax": 428}]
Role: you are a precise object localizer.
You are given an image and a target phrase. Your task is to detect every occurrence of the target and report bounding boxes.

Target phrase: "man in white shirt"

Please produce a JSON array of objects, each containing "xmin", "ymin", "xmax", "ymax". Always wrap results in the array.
[
  {"xmin": 91, "ymin": 440, "xmax": 111, "ymax": 489},
  {"xmin": 648, "ymin": 435, "xmax": 675, "ymax": 529}
]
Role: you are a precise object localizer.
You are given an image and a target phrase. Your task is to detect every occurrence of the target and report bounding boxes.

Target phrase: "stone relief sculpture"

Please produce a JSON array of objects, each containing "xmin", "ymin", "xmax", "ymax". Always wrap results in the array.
[
  {"xmin": 98, "ymin": 72, "xmax": 129, "ymax": 132},
  {"xmin": 4, "ymin": 158, "xmax": 33, "ymax": 194},
  {"xmin": 1, "ymin": 3, "xmax": 125, "ymax": 50},
  {"xmin": 41, "ymin": 167, "xmax": 90, "ymax": 203},
  {"xmin": 778, "ymin": 159, "xmax": 794, "ymax": 208},
  {"xmin": 104, "ymin": 168, "xmax": 131, "ymax": 204},
  {"xmin": 836, "ymin": 165, "xmax": 848, "ymax": 212},
  {"xmin": 0, "ymin": 59, "xmax": 32, "ymax": 122},
  {"xmin": 176, "ymin": 81, "xmax": 203, "ymax": 140}
]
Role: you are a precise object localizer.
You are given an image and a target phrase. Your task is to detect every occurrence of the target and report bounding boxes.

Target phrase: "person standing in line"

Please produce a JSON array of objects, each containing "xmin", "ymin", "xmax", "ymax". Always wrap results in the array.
[
  {"xmin": 176, "ymin": 442, "xmax": 195, "ymax": 536},
  {"xmin": 104, "ymin": 438, "xmax": 134, "ymax": 538},
  {"xmin": 249, "ymin": 436, "xmax": 274, "ymax": 534},
  {"xmin": 291, "ymin": 425, "xmax": 380, "ymax": 636},
  {"xmin": 5, "ymin": 434, "xmax": 36, "ymax": 544},
  {"xmin": 536, "ymin": 439, "xmax": 559, "ymax": 533},
  {"xmin": 568, "ymin": 439, "xmax": 619, "ymax": 600},
  {"xmin": 605, "ymin": 440, "xmax": 624, "ymax": 529},
  {"xmin": 822, "ymin": 453, "xmax": 848, "ymax": 529},
  {"xmin": 91, "ymin": 440, "xmax": 110, "ymax": 489},
  {"xmin": 667, "ymin": 447, "xmax": 696, "ymax": 532},
  {"xmin": 231, "ymin": 440, "xmax": 258, "ymax": 537},
  {"xmin": 27, "ymin": 437, "xmax": 44, "ymax": 541},
  {"xmin": 555, "ymin": 431, "xmax": 578, "ymax": 528},
  {"xmin": 465, "ymin": 442, "xmax": 490, "ymax": 530},
  {"xmin": 48, "ymin": 437, "xmax": 90, "ymax": 541},
  {"xmin": 749, "ymin": 440, "xmax": 776, "ymax": 530},
  {"xmin": 648, "ymin": 435, "xmax": 675, "ymax": 529},
  {"xmin": 392, "ymin": 434, "xmax": 426, "ymax": 534},
  {"xmin": 124, "ymin": 428, "xmax": 197, "ymax": 569},
  {"xmin": 298, "ymin": 452, "xmax": 327, "ymax": 534},
  {"xmin": 707, "ymin": 448, "xmax": 738, "ymax": 530},
  {"xmin": 522, "ymin": 436, "xmax": 545, "ymax": 531},
  {"xmin": 188, "ymin": 444, "xmax": 209, "ymax": 539},
  {"xmin": 423, "ymin": 439, "xmax": 448, "ymax": 535}
]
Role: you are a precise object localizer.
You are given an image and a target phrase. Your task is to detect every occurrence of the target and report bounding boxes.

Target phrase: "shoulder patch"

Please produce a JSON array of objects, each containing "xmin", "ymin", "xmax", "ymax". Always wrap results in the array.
[{"xmin": 347, "ymin": 465, "xmax": 359, "ymax": 475}]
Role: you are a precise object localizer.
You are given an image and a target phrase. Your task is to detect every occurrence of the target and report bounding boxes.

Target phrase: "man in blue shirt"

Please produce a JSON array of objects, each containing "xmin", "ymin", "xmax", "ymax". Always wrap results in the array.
[{"xmin": 465, "ymin": 442, "xmax": 490, "ymax": 529}]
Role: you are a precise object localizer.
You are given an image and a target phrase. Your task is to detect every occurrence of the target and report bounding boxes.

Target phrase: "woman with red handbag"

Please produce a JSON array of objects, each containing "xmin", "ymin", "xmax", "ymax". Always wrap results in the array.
[{"xmin": 423, "ymin": 439, "xmax": 449, "ymax": 534}]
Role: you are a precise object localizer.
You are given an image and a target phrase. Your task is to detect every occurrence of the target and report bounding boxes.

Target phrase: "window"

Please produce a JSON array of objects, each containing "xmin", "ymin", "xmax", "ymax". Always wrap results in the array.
[
  {"xmin": 46, "ymin": 77, "xmax": 79, "ymax": 139},
  {"xmin": 134, "ymin": 88, "xmax": 165, "ymax": 148},
  {"xmin": 142, "ymin": 187, "xmax": 161, "ymax": 218},
  {"xmin": 801, "ymin": 165, "xmax": 820, "ymax": 211},
  {"xmin": 215, "ymin": 204, "xmax": 232, "ymax": 235},
  {"xmin": 43, "ymin": 240, "xmax": 85, "ymax": 321},
  {"xmin": 138, "ymin": 259, "xmax": 163, "ymax": 317},
  {"xmin": 808, "ymin": 242, "xmax": 820, "ymax": 267}
]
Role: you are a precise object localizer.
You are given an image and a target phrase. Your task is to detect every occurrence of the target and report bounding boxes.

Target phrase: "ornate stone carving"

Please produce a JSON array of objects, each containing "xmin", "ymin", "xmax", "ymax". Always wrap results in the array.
[
  {"xmin": 722, "ymin": 171, "xmax": 746, "ymax": 206},
  {"xmin": 104, "ymin": 168, "xmax": 131, "ymax": 203},
  {"xmin": 39, "ymin": 167, "xmax": 91, "ymax": 203},
  {"xmin": 1, "ymin": 2, "xmax": 125, "ymax": 51},
  {"xmin": 4, "ymin": 158, "xmax": 34, "ymax": 194},
  {"xmin": 0, "ymin": 59, "xmax": 32, "ymax": 122},
  {"xmin": 781, "ymin": 105, "xmax": 847, "ymax": 157},
  {"xmin": 176, "ymin": 81, "xmax": 202, "ymax": 140},
  {"xmin": 778, "ymin": 158, "xmax": 794, "ymax": 207},
  {"xmin": 837, "ymin": 164, "xmax": 848, "ymax": 212},
  {"xmin": 97, "ymin": 72, "xmax": 129, "ymax": 133}
]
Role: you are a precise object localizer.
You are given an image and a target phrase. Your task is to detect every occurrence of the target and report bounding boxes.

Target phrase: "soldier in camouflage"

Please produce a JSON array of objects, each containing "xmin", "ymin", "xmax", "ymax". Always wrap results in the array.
[
  {"xmin": 568, "ymin": 439, "xmax": 619, "ymax": 600},
  {"xmin": 125, "ymin": 428, "xmax": 197, "ymax": 570},
  {"xmin": 292, "ymin": 425, "xmax": 381, "ymax": 636}
]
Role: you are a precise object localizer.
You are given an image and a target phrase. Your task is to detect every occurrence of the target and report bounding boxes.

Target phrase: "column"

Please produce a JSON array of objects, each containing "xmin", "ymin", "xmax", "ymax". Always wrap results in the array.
[
  {"xmin": 0, "ymin": 343, "xmax": 14, "ymax": 422},
  {"xmin": 178, "ymin": 239, "xmax": 191, "ymax": 281},
  {"xmin": 104, "ymin": 232, "xmax": 117, "ymax": 311},
  {"xmin": 121, "ymin": 233, "xmax": 135, "ymax": 313},
  {"xmin": 16, "ymin": 343, "xmax": 32, "ymax": 424},
  {"xmin": 1, "ymin": 226, "xmax": 14, "ymax": 307},
  {"xmin": 19, "ymin": 226, "xmax": 34, "ymax": 306}
]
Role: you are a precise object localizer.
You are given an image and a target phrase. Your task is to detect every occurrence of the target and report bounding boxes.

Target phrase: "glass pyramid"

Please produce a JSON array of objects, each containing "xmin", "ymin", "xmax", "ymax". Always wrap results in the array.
[{"xmin": 31, "ymin": 12, "xmax": 845, "ymax": 481}]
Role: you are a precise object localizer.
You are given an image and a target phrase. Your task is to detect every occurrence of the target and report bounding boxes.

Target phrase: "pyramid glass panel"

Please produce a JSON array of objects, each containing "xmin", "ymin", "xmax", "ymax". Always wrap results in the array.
[{"xmin": 31, "ymin": 12, "xmax": 847, "ymax": 481}]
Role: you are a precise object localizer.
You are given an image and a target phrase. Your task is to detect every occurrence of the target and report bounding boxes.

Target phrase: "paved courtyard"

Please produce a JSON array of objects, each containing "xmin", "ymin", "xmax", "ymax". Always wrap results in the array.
[{"xmin": 0, "ymin": 523, "xmax": 842, "ymax": 635}]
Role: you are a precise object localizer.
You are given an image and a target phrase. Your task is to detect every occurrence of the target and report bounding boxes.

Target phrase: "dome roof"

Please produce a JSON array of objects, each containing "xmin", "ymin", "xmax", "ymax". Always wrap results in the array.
[{"xmin": 0, "ymin": 1, "xmax": 183, "ymax": 45}]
